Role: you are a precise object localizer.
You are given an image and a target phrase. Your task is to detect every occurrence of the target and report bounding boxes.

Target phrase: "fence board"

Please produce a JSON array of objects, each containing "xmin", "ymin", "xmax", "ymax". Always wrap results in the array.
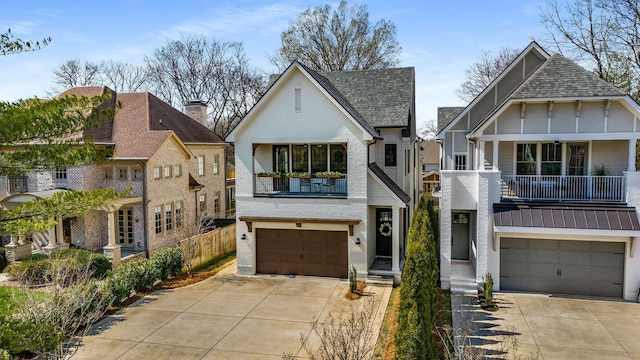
[{"xmin": 179, "ymin": 223, "xmax": 236, "ymax": 270}]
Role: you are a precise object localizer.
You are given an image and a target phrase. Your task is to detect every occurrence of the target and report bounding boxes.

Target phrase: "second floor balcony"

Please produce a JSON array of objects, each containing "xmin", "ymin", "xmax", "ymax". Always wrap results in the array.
[
  {"xmin": 254, "ymin": 173, "xmax": 347, "ymax": 198},
  {"xmin": 501, "ymin": 175, "xmax": 626, "ymax": 202}
]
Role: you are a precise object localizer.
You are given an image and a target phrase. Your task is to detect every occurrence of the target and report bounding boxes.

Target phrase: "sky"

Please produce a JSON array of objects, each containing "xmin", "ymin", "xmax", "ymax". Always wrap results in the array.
[{"xmin": 0, "ymin": 0, "xmax": 548, "ymax": 131}]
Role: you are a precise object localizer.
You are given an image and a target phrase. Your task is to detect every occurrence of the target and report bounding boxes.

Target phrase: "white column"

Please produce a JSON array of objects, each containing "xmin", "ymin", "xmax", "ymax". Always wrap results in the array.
[
  {"xmin": 629, "ymin": 139, "xmax": 637, "ymax": 172},
  {"xmin": 392, "ymin": 206, "xmax": 400, "ymax": 273},
  {"xmin": 493, "ymin": 141, "xmax": 499, "ymax": 170},
  {"xmin": 44, "ymin": 218, "xmax": 59, "ymax": 253},
  {"xmin": 103, "ymin": 206, "xmax": 122, "ymax": 267},
  {"xmin": 477, "ymin": 141, "xmax": 485, "ymax": 170},
  {"xmin": 107, "ymin": 210, "xmax": 117, "ymax": 246},
  {"xmin": 56, "ymin": 217, "xmax": 67, "ymax": 249}
]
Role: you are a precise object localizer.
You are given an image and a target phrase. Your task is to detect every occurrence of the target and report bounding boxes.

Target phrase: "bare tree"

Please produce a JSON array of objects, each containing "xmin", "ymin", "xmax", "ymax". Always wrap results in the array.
[
  {"xmin": 419, "ymin": 119, "xmax": 439, "ymax": 139},
  {"xmin": 539, "ymin": 0, "xmax": 640, "ymax": 99},
  {"xmin": 269, "ymin": 1, "xmax": 401, "ymax": 72},
  {"xmin": 51, "ymin": 59, "xmax": 100, "ymax": 93},
  {"xmin": 99, "ymin": 60, "xmax": 149, "ymax": 92},
  {"xmin": 456, "ymin": 47, "xmax": 520, "ymax": 102},
  {"xmin": 144, "ymin": 35, "xmax": 265, "ymax": 139}
]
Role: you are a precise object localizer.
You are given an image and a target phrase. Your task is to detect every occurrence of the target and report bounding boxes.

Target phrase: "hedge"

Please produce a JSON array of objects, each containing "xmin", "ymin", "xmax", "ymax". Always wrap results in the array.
[{"xmin": 394, "ymin": 195, "xmax": 439, "ymax": 360}]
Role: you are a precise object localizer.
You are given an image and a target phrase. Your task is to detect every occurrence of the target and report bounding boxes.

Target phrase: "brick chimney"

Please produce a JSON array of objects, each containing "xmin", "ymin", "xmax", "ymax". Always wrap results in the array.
[{"xmin": 184, "ymin": 100, "xmax": 208, "ymax": 126}]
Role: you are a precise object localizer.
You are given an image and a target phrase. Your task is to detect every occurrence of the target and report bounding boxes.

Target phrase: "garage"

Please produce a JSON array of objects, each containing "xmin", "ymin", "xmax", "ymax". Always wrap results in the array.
[
  {"xmin": 256, "ymin": 229, "xmax": 348, "ymax": 278},
  {"xmin": 500, "ymin": 238, "xmax": 624, "ymax": 297}
]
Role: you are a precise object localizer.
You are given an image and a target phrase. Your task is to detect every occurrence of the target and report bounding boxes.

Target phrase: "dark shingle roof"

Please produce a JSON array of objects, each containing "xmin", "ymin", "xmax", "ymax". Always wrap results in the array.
[
  {"xmin": 494, "ymin": 203, "xmax": 640, "ymax": 231},
  {"xmin": 322, "ymin": 67, "xmax": 415, "ymax": 128},
  {"xmin": 368, "ymin": 163, "xmax": 411, "ymax": 204},
  {"xmin": 437, "ymin": 107, "xmax": 465, "ymax": 132},
  {"xmin": 511, "ymin": 54, "xmax": 625, "ymax": 99},
  {"xmin": 296, "ymin": 62, "xmax": 379, "ymax": 138}
]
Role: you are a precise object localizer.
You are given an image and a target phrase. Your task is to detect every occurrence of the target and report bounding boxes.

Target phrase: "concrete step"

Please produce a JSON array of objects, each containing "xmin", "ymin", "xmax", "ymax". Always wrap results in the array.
[{"xmin": 365, "ymin": 275, "xmax": 394, "ymax": 287}]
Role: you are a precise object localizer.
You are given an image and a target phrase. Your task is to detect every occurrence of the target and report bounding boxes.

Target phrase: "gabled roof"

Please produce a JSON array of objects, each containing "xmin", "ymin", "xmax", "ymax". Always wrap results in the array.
[
  {"xmin": 368, "ymin": 163, "xmax": 411, "ymax": 204},
  {"xmin": 421, "ymin": 139, "xmax": 440, "ymax": 165},
  {"xmin": 511, "ymin": 54, "xmax": 624, "ymax": 99},
  {"xmin": 437, "ymin": 107, "xmax": 464, "ymax": 132},
  {"xmin": 57, "ymin": 88, "xmax": 223, "ymax": 159},
  {"xmin": 321, "ymin": 66, "xmax": 415, "ymax": 128}
]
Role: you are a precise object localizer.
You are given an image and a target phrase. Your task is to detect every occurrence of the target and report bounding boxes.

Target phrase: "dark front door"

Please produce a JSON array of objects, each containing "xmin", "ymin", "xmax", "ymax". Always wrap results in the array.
[
  {"xmin": 452, "ymin": 213, "xmax": 469, "ymax": 260},
  {"xmin": 376, "ymin": 208, "xmax": 392, "ymax": 257}
]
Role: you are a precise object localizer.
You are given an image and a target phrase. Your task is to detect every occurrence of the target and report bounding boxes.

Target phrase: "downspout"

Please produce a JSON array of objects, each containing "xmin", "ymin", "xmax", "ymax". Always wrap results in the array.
[{"xmin": 140, "ymin": 162, "xmax": 149, "ymax": 257}]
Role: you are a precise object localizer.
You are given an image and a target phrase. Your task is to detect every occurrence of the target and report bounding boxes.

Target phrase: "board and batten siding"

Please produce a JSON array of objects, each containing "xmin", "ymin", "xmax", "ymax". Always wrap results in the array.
[{"xmin": 591, "ymin": 140, "xmax": 629, "ymax": 176}]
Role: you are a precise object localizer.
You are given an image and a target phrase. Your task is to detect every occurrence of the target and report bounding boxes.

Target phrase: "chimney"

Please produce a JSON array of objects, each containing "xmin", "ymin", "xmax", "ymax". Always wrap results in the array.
[{"xmin": 184, "ymin": 100, "xmax": 208, "ymax": 126}]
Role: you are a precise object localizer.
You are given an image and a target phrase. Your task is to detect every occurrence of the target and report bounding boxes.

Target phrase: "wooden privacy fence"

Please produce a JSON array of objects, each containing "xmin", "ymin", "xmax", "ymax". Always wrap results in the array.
[{"xmin": 179, "ymin": 223, "xmax": 236, "ymax": 270}]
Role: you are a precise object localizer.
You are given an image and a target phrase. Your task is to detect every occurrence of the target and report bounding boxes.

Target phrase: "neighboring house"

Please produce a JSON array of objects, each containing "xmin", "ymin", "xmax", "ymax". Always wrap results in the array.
[
  {"xmin": 226, "ymin": 61, "xmax": 420, "ymax": 282},
  {"xmin": 420, "ymin": 139, "xmax": 441, "ymax": 195},
  {"xmin": 0, "ymin": 87, "xmax": 228, "ymax": 265},
  {"xmin": 437, "ymin": 41, "xmax": 640, "ymax": 301}
]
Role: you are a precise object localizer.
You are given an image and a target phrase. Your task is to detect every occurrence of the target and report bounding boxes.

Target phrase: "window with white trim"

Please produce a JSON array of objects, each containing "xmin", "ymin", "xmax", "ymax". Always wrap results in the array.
[
  {"xmin": 154, "ymin": 206, "xmax": 162, "ymax": 234},
  {"xmin": 118, "ymin": 167, "xmax": 128, "ymax": 180},
  {"xmin": 164, "ymin": 165, "xmax": 172, "ymax": 178},
  {"xmin": 104, "ymin": 166, "xmax": 114, "ymax": 179},
  {"xmin": 133, "ymin": 167, "xmax": 143, "ymax": 180},
  {"xmin": 174, "ymin": 164, "xmax": 182, "ymax": 177},
  {"xmin": 175, "ymin": 201, "xmax": 182, "ymax": 228},
  {"xmin": 454, "ymin": 154, "xmax": 466, "ymax": 170},
  {"xmin": 153, "ymin": 166, "xmax": 161, "ymax": 179},
  {"xmin": 165, "ymin": 203, "xmax": 172, "ymax": 231},
  {"xmin": 213, "ymin": 155, "xmax": 219, "ymax": 175},
  {"xmin": 55, "ymin": 167, "xmax": 67, "ymax": 180},
  {"xmin": 214, "ymin": 191, "xmax": 220, "ymax": 215},
  {"xmin": 295, "ymin": 88, "xmax": 301, "ymax": 111},
  {"xmin": 516, "ymin": 143, "xmax": 537, "ymax": 175},
  {"xmin": 198, "ymin": 156, "xmax": 205, "ymax": 176},
  {"xmin": 541, "ymin": 143, "xmax": 562, "ymax": 175}
]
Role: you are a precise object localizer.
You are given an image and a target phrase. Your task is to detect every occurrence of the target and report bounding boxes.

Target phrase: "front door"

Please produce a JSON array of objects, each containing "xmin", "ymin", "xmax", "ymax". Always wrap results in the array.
[
  {"xmin": 118, "ymin": 209, "xmax": 134, "ymax": 248},
  {"xmin": 376, "ymin": 208, "xmax": 392, "ymax": 257},
  {"xmin": 452, "ymin": 212, "xmax": 469, "ymax": 260}
]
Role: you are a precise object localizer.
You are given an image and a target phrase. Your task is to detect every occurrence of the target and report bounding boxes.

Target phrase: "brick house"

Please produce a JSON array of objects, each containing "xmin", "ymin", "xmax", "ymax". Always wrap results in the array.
[{"xmin": 0, "ymin": 87, "xmax": 228, "ymax": 264}]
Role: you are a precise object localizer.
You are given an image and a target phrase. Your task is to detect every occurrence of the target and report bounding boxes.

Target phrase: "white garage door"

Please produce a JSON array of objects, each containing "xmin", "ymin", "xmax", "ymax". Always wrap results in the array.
[{"xmin": 500, "ymin": 238, "xmax": 624, "ymax": 297}]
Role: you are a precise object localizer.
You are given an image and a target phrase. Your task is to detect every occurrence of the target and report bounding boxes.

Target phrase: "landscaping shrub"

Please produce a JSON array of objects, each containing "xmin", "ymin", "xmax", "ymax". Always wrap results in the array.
[
  {"xmin": 394, "ymin": 195, "xmax": 439, "ymax": 360},
  {"xmin": 0, "ymin": 248, "xmax": 6, "ymax": 272},
  {"xmin": 50, "ymin": 248, "xmax": 112, "ymax": 279},
  {"xmin": 6, "ymin": 260, "xmax": 51, "ymax": 286},
  {"xmin": 150, "ymin": 246, "xmax": 184, "ymax": 281},
  {"xmin": 21, "ymin": 252, "xmax": 48, "ymax": 262},
  {"xmin": 110, "ymin": 258, "xmax": 158, "ymax": 302},
  {"xmin": 0, "ymin": 315, "xmax": 59, "ymax": 357}
]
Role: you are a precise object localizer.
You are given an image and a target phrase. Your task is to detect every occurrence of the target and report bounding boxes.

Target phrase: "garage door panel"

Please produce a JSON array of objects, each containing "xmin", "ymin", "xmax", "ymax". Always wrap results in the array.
[
  {"xmin": 501, "ymin": 238, "xmax": 624, "ymax": 298},
  {"xmin": 256, "ymin": 229, "xmax": 347, "ymax": 278},
  {"xmin": 528, "ymin": 249, "xmax": 558, "ymax": 264},
  {"xmin": 559, "ymin": 251, "xmax": 591, "ymax": 265},
  {"xmin": 501, "ymin": 248, "xmax": 526, "ymax": 262},
  {"xmin": 529, "ymin": 239, "xmax": 558, "ymax": 250}
]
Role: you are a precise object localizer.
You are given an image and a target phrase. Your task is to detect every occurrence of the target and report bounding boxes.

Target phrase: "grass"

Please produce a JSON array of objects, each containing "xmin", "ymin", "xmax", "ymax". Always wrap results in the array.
[{"xmin": 373, "ymin": 286, "xmax": 400, "ymax": 360}]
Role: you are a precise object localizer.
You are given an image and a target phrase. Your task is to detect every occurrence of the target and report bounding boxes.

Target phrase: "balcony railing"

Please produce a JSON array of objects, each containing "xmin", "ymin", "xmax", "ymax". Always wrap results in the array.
[
  {"xmin": 254, "ymin": 174, "xmax": 347, "ymax": 197},
  {"xmin": 501, "ymin": 175, "xmax": 625, "ymax": 202}
]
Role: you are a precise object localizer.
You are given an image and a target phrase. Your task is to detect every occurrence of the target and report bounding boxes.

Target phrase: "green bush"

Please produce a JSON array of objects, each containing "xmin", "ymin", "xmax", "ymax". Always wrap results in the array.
[
  {"xmin": 50, "ymin": 248, "xmax": 112, "ymax": 279},
  {"xmin": 394, "ymin": 195, "xmax": 439, "ymax": 360},
  {"xmin": 21, "ymin": 252, "xmax": 48, "ymax": 262},
  {"xmin": 109, "ymin": 258, "xmax": 158, "ymax": 303},
  {"xmin": 6, "ymin": 260, "xmax": 51, "ymax": 286},
  {"xmin": 0, "ymin": 314, "xmax": 59, "ymax": 357},
  {"xmin": 150, "ymin": 247, "xmax": 184, "ymax": 281},
  {"xmin": 0, "ymin": 248, "xmax": 6, "ymax": 272}
]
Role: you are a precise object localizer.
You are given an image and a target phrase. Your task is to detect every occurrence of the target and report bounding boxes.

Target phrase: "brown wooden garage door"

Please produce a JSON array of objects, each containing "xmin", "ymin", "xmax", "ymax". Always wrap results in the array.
[
  {"xmin": 500, "ymin": 238, "xmax": 624, "ymax": 297},
  {"xmin": 256, "ymin": 229, "xmax": 348, "ymax": 278}
]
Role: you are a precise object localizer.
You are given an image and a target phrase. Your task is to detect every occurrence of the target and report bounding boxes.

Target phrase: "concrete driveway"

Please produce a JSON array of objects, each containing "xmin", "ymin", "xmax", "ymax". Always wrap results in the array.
[
  {"xmin": 453, "ymin": 292, "xmax": 640, "ymax": 359},
  {"xmin": 72, "ymin": 263, "xmax": 391, "ymax": 359}
]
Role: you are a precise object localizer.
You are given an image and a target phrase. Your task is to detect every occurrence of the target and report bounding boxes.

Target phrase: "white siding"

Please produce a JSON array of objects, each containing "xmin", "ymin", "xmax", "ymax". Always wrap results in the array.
[{"xmin": 591, "ymin": 140, "xmax": 628, "ymax": 176}]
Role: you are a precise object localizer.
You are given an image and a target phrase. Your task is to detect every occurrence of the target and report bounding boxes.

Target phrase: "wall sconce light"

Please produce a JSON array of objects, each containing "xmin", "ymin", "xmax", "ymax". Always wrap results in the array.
[
  {"xmin": 135, "ymin": 217, "xmax": 140, "ymax": 223},
  {"xmin": 241, "ymin": 234, "xmax": 247, "ymax": 240},
  {"xmin": 355, "ymin": 237, "xmax": 361, "ymax": 245},
  {"xmin": 554, "ymin": 140, "xmax": 560, "ymax": 144}
]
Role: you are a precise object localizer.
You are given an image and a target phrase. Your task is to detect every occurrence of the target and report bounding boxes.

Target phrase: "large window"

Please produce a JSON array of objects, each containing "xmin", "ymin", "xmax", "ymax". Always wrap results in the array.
[
  {"xmin": 541, "ymin": 143, "xmax": 562, "ymax": 175},
  {"xmin": 292, "ymin": 145, "xmax": 308, "ymax": 172},
  {"xmin": 385, "ymin": 144, "xmax": 397, "ymax": 166},
  {"xmin": 198, "ymin": 156, "xmax": 205, "ymax": 176},
  {"xmin": 311, "ymin": 144, "xmax": 328, "ymax": 173},
  {"xmin": 154, "ymin": 206, "xmax": 162, "ymax": 234},
  {"xmin": 330, "ymin": 144, "xmax": 347, "ymax": 173},
  {"xmin": 516, "ymin": 144, "xmax": 537, "ymax": 175},
  {"xmin": 214, "ymin": 192, "xmax": 220, "ymax": 215},
  {"xmin": 454, "ymin": 155, "xmax": 467, "ymax": 170},
  {"xmin": 165, "ymin": 203, "xmax": 172, "ymax": 231},
  {"xmin": 568, "ymin": 144, "xmax": 587, "ymax": 175}
]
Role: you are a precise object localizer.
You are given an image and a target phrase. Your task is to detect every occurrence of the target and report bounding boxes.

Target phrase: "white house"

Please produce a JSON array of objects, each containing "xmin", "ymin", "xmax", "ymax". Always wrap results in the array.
[
  {"xmin": 226, "ymin": 61, "xmax": 420, "ymax": 282},
  {"xmin": 437, "ymin": 41, "xmax": 640, "ymax": 301}
]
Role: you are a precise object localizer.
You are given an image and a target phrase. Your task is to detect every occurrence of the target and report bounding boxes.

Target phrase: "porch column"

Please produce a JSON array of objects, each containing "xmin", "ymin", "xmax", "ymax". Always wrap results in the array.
[
  {"xmin": 43, "ymin": 218, "xmax": 59, "ymax": 254},
  {"xmin": 629, "ymin": 139, "xmax": 637, "ymax": 172},
  {"xmin": 392, "ymin": 206, "xmax": 400, "ymax": 273},
  {"xmin": 56, "ymin": 217, "xmax": 68, "ymax": 249},
  {"xmin": 5, "ymin": 235, "xmax": 17, "ymax": 263},
  {"xmin": 102, "ymin": 206, "xmax": 122, "ymax": 267},
  {"xmin": 492, "ymin": 141, "xmax": 499, "ymax": 170},
  {"xmin": 477, "ymin": 141, "xmax": 485, "ymax": 170}
]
